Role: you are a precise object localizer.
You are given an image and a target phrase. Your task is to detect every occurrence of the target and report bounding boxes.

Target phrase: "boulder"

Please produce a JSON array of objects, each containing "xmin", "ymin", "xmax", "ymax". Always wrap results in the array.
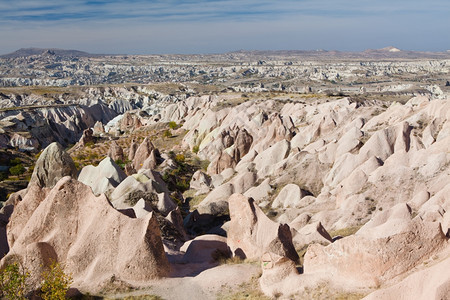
[
  {"xmin": 92, "ymin": 121, "xmax": 105, "ymax": 136},
  {"xmin": 253, "ymin": 139, "xmax": 290, "ymax": 178},
  {"xmin": 207, "ymin": 152, "xmax": 236, "ymax": 175},
  {"xmin": 141, "ymin": 150, "xmax": 158, "ymax": 170},
  {"xmin": 234, "ymin": 128, "xmax": 253, "ymax": 161},
  {"xmin": 110, "ymin": 173, "xmax": 176, "ymax": 216},
  {"xmin": 227, "ymin": 194, "xmax": 299, "ymax": 262},
  {"xmin": 29, "ymin": 142, "xmax": 77, "ymax": 188},
  {"xmin": 244, "ymin": 178, "xmax": 273, "ymax": 203}
]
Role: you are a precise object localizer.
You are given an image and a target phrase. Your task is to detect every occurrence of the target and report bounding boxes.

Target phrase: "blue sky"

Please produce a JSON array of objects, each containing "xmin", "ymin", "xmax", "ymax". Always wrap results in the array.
[{"xmin": 1, "ymin": 0, "xmax": 449, "ymax": 54}]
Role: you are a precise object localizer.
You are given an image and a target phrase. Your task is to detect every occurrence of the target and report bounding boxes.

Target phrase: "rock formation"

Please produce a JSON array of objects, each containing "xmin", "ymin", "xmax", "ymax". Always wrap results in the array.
[
  {"xmin": 29, "ymin": 142, "xmax": 77, "ymax": 188},
  {"xmin": 227, "ymin": 193, "xmax": 299, "ymax": 262},
  {"xmin": 2, "ymin": 177, "xmax": 169, "ymax": 293}
]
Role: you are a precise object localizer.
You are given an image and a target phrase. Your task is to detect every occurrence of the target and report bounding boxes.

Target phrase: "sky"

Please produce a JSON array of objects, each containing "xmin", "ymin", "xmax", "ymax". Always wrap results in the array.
[{"xmin": 0, "ymin": 0, "xmax": 449, "ymax": 55}]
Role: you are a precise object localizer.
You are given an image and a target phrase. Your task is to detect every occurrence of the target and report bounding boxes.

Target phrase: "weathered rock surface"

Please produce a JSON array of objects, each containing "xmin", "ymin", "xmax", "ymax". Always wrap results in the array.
[
  {"xmin": 29, "ymin": 142, "xmax": 77, "ymax": 188},
  {"xmin": 271, "ymin": 183, "xmax": 311, "ymax": 209},
  {"xmin": 2, "ymin": 177, "xmax": 169, "ymax": 293},
  {"xmin": 227, "ymin": 193, "xmax": 299, "ymax": 262},
  {"xmin": 133, "ymin": 137, "xmax": 154, "ymax": 168},
  {"xmin": 78, "ymin": 157, "xmax": 127, "ymax": 195},
  {"xmin": 364, "ymin": 254, "xmax": 450, "ymax": 300},
  {"xmin": 181, "ymin": 234, "xmax": 230, "ymax": 263},
  {"xmin": 303, "ymin": 218, "xmax": 447, "ymax": 288},
  {"xmin": 107, "ymin": 140, "xmax": 125, "ymax": 162},
  {"xmin": 109, "ymin": 172, "xmax": 176, "ymax": 216}
]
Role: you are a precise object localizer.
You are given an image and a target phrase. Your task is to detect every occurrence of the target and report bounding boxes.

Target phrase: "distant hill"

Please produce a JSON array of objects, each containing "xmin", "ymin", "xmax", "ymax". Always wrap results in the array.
[
  {"xmin": 228, "ymin": 47, "xmax": 450, "ymax": 60},
  {"xmin": 2, "ymin": 47, "xmax": 450, "ymax": 60},
  {"xmin": 0, "ymin": 48, "xmax": 103, "ymax": 58}
]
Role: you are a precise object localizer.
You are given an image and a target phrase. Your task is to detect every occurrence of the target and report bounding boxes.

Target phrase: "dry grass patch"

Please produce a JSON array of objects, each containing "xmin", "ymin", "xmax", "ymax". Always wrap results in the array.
[
  {"xmin": 328, "ymin": 226, "xmax": 362, "ymax": 238},
  {"xmin": 218, "ymin": 274, "xmax": 270, "ymax": 300},
  {"xmin": 183, "ymin": 189, "xmax": 207, "ymax": 210}
]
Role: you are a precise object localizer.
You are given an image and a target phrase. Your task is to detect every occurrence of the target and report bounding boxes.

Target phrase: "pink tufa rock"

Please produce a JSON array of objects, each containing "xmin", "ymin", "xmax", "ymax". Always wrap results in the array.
[
  {"xmin": 227, "ymin": 193, "xmax": 299, "ymax": 262},
  {"xmin": 107, "ymin": 140, "xmax": 125, "ymax": 162},
  {"xmin": 128, "ymin": 139, "xmax": 139, "ymax": 161},
  {"xmin": 132, "ymin": 137, "xmax": 156, "ymax": 171},
  {"xmin": 303, "ymin": 218, "xmax": 447, "ymax": 289},
  {"xmin": 2, "ymin": 177, "xmax": 169, "ymax": 293}
]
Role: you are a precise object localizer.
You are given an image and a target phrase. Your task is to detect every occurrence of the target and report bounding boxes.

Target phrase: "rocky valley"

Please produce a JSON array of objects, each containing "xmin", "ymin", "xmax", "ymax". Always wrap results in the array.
[{"xmin": 0, "ymin": 48, "xmax": 449, "ymax": 299}]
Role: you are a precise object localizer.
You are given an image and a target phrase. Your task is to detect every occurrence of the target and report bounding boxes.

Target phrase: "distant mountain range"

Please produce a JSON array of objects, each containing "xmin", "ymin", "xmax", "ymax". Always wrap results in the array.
[
  {"xmin": 229, "ymin": 46, "xmax": 450, "ymax": 59},
  {"xmin": 0, "ymin": 48, "xmax": 104, "ymax": 58},
  {"xmin": 2, "ymin": 47, "xmax": 450, "ymax": 59}
]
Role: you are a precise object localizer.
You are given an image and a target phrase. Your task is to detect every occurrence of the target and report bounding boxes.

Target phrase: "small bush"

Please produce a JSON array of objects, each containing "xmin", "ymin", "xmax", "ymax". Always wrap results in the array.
[
  {"xmin": 168, "ymin": 121, "xmax": 178, "ymax": 130},
  {"xmin": 175, "ymin": 179, "xmax": 190, "ymax": 191},
  {"xmin": 9, "ymin": 164, "xmax": 25, "ymax": 176},
  {"xmin": 163, "ymin": 130, "xmax": 172, "ymax": 138},
  {"xmin": 41, "ymin": 261, "xmax": 72, "ymax": 300},
  {"xmin": 192, "ymin": 145, "xmax": 199, "ymax": 154},
  {"xmin": 0, "ymin": 262, "xmax": 29, "ymax": 299},
  {"xmin": 9, "ymin": 158, "xmax": 22, "ymax": 166},
  {"xmin": 175, "ymin": 154, "xmax": 185, "ymax": 163},
  {"xmin": 0, "ymin": 171, "xmax": 8, "ymax": 181}
]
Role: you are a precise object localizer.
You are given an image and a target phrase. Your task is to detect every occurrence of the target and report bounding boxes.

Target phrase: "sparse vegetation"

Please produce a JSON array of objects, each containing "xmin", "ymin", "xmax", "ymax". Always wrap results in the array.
[
  {"xmin": 218, "ymin": 274, "xmax": 270, "ymax": 300},
  {"xmin": 0, "ymin": 262, "xmax": 29, "ymax": 300},
  {"xmin": 84, "ymin": 141, "xmax": 95, "ymax": 148},
  {"xmin": 192, "ymin": 145, "xmax": 200, "ymax": 154},
  {"xmin": 168, "ymin": 121, "xmax": 178, "ymax": 130},
  {"xmin": 40, "ymin": 261, "xmax": 73, "ymax": 300},
  {"xmin": 328, "ymin": 226, "xmax": 362, "ymax": 238},
  {"xmin": 9, "ymin": 164, "xmax": 25, "ymax": 176},
  {"xmin": 163, "ymin": 130, "xmax": 172, "ymax": 138}
]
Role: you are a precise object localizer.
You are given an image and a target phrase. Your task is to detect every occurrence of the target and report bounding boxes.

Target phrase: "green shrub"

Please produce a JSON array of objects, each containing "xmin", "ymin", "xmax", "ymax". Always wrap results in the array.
[
  {"xmin": 0, "ymin": 171, "xmax": 8, "ymax": 181},
  {"xmin": 0, "ymin": 262, "xmax": 29, "ymax": 299},
  {"xmin": 9, "ymin": 164, "xmax": 25, "ymax": 176},
  {"xmin": 175, "ymin": 154, "xmax": 185, "ymax": 163},
  {"xmin": 175, "ymin": 179, "xmax": 190, "ymax": 191},
  {"xmin": 41, "ymin": 261, "xmax": 72, "ymax": 300},
  {"xmin": 9, "ymin": 158, "xmax": 22, "ymax": 166},
  {"xmin": 168, "ymin": 121, "xmax": 178, "ymax": 130},
  {"xmin": 192, "ymin": 145, "xmax": 199, "ymax": 154},
  {"xmin": 163, "ymin": 130, "xmax": 172, "ymax": 138}
]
